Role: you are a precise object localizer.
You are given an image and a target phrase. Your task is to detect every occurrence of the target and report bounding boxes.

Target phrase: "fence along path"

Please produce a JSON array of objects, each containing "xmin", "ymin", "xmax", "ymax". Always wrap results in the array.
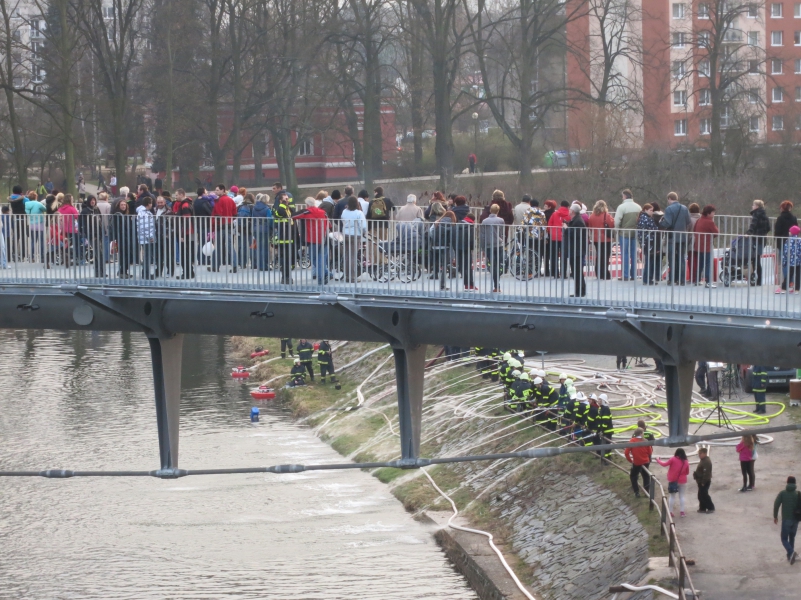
[{"xmin": 1, "ymin": 213, "xmax": 799, "ymax": 318}]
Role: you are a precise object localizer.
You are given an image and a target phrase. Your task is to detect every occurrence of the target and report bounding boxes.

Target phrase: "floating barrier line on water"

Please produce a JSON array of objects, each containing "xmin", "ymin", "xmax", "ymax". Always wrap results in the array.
[{"xmin": 3, "ymin": 421, "xmax": 799, "ymax": 479}]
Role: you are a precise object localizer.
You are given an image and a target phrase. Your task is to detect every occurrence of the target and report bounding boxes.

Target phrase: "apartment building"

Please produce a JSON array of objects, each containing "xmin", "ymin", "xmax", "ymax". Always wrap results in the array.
[{"xmin": 567, "ymin": 1, "xmax": 801, "ymax": 150}]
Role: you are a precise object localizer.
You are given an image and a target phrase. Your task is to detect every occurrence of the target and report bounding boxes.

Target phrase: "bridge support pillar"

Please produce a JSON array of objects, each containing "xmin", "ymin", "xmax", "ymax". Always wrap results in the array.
[
  {"xmin": 147, "ymin": 334, "xmax": 184, "ymax": 469},
  {"xmin": 664, "ymin": 360, "xmax": 694, "ymax": 440},
  {"xmin": 393, "ymin": 344, "xmax": 427, "ymax": 460}
]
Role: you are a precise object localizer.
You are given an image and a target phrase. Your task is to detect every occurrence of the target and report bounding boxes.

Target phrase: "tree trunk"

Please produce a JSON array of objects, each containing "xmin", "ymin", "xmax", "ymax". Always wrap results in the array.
[
  {"xmin": 253, "ymin": 135, "xmax": 263, "ymax": 187},
  {"xmin": 432, "ymin": 50, "xmax": 454, "ymax": 188},
  {"xmin": 113, "ymin": 95, "xmax": 127, "ymax": 189},
  {"xmin": 164, "ymin": 7, "xmax": 174, "ymax": 192},
  {"xmin": 57, "ymin": 0, "xmax": 75, "ymax": 196}
]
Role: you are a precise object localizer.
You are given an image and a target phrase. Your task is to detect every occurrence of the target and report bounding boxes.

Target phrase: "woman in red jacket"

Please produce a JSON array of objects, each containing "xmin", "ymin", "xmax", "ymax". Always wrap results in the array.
[
  {"xmin": 547, "ymin": 201, "xmax": 571, "ymax": 278},
  {"xmin": 693, "ymin": 205, "xmax": 719, "ymax": 288},
  {"xmin": 587, "ymin": 200, "xmax": 615, "ymax": 280}
]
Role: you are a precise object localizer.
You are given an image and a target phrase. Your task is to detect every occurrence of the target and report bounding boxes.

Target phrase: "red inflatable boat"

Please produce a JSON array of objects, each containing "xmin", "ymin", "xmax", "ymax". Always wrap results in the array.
[
  {"xmin": 250, "ymin": 385, "xmax": 276, "ymax": 400},
  {"xmin": 250, "ymin": 349, "xmax": 270, "ymax": 359},
  {"xmin": 231, "ymin": 366, "xmax": 250, "ymax": 378}
]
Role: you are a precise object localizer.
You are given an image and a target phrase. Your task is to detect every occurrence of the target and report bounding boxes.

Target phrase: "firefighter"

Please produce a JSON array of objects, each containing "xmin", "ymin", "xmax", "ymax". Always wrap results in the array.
[
  {"xmin": 509, "ymin": 371, "xmax": 532, "ymax": 413},
  {"xmin": 587, "ymin": 394, "xmax": 601, "ymax": 447},
  {"xmin": 317, "ymin": 340, "xmax": 338, "ymax": 387},
  {"xmin": 497, "ymin": 353, "xmax": 513, "ymax": 385},
  {"xmin": 274, "ymin": 193, "xmax": 295, "ymax": 284},
  {"xmin": 557, "ymin": 374, "xmax": 570, "ymax": 405},
  {"xmin": 474, "ymin": 347, "xmax": 490, "ymax": 373},
  {"xmin": 751, "ymin": 365, "xmax": 768, "ymax": 414},
  {"xmin": 288, "ymin": 358, "xmax": 307, "ymax": 387},
  {"xmin": 296, "ymin": 339, "xmax": 315, "ymax": 381},
  {"xmin": 481, "ymin": 348, "xmax": 499, "ymax": 379},
  {"xmin": 488, "ymin": 348, "xmax": 502, "ymax": 381},
  {"xmin": 280, "ymin": 338, "xmax": 294, "ymax": 359},
  {"xmin": 562, "ymin": 390, "xmax": 578, "ymax": 435},
  {"xmin": 574, "ymin": 392, "xmax": 591, "ymax": 444},
  {"xmin": 598, "ymin": 394, "xmax": 614, "ymax": 458}
]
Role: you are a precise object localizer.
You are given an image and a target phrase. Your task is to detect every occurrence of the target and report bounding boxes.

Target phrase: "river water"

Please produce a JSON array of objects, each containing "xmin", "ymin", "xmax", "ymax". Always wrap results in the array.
[{"xmin": 0, "ymin": 330, "xmax": 475, "ymax": 599}]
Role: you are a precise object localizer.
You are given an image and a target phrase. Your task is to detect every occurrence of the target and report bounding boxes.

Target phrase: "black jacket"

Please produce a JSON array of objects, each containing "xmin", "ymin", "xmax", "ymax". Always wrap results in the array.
[
  {"xmin": 774, "ymin": 211, "xmax": 798, "ymax": 239},
  {"xmin": 297, "ymin": 341, "xmax": 314, "ymax": 362},
  {"xmin": 748, "ymin": 207, "xmax": 771, "ymax": 237},
  {"xmin": 452, "ymin": 204, "xmax": 471, "ymax": 222},
  {"xmin": 564, "ymin": 213, "xmax": 587, "ymax": 257}
]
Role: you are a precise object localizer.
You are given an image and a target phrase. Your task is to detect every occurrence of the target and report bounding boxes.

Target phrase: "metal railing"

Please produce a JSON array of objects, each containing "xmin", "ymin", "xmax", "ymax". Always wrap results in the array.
[
  {"xmin": 0, "ymin": 210, "xmax": 798, "ymax": 318},
  {"xmin": 602, "ymin": 456, "xmax": 700, "ymax": 599}
]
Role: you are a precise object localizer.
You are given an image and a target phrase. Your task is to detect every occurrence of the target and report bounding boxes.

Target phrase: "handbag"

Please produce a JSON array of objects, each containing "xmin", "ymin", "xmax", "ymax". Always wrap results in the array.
[{"xmin": 668, "ymin": 481, "xmax": 679, "ymax": 494}]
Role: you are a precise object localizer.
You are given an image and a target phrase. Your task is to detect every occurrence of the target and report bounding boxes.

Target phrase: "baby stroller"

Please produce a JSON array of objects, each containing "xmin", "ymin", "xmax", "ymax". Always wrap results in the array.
[{"xmin": 719, "ymin": 236, "xmax": 758, "ymax": 287}]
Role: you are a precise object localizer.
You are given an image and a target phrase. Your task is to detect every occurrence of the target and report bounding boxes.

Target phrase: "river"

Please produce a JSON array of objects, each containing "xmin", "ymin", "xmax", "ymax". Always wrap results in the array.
[{"xmin": 0, "ymin": 330, "xmax": 476, "ymax": 599}]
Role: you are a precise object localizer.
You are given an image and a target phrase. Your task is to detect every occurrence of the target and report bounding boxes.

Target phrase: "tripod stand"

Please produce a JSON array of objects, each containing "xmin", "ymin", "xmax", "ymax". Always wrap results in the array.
[{"xmin": 693, "ymin": 394, "xmax": 736, "ymax": 433}]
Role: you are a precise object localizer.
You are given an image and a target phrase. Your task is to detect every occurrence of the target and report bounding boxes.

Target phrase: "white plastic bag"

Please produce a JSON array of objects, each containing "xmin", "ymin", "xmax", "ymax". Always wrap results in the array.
[{"xmin": 201, "ymin": 240, "xmax": 215, "ymax": 257}]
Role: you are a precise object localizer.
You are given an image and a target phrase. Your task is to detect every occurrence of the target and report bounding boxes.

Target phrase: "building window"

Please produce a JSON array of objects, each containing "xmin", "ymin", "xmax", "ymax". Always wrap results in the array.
[
  {"xmin": 749, "ymin": 4, "xmax": 759, "ymax": 17},
  {"xmin": 748, "ymin": 31, "xmax": 759, "ymax": 46},
  {"xmin": 773, "ymin": 30, "xmax": 784, "ymax": 45},
  {"xmin": 750, "ymin": 116, "xmax": 760, "ymax": 131},
  {"xmin": 750, "ymin": 88, "xmax": 760, "ymax": 103},
  {"xmin": 675, "ymin": 119, "xmax": 687, "ymax": 136},
  {"xmin": 796, "ymin": 31, "xmax": 801, "ymax": 44},
  {"xmin": 700, "ymin": 118, "xmax": 711, "ymax": 135},
  {"xmin": 796, "ymin": 115, "xmax": 801, "ymax": 129},
  {"xmin": 720, "ymin": 106, "xmax": 731, "ymax": 129},
  {"xmin": 774, "ymin": 86, "xmax": 785, "ymax": 102},
  {"xmin": 699, "ymin": 59, "xmax": 710, "ymax": 77},
  {"xmin": 796, "ymin": 86, "xmax": 801, "ymax": 100},
  {"xmin": 699, "ymin": 31, "xmax": 711, "ymax": 46},
  {"xmin": 298, "ymin": 138, "xmax": 314, "ymax": 156},
  {"xmin": 796, "ymin": 2, "xmax": 801, "ymax": 17},
  {"xmin": 673, "ymin": 60, "xmax": 686, "ymax": 78},
  {"xmin": 31, "ymin": 64, "xmax": 44, "ymax": 84},
  {"xmin": 674, "ymin": 90, "xmax": 688, "ymax": 106},
  {"xmin": 672, "ymin": 32, "xmax": 687, "ymax": 47},
  {"xmin": 749, "ymin": 60, "xmax": 760, "ymax": 73},
  {"xmin": 699, "ymin": 3, "xmax": 710, "ymax": 18},
  {"xmin": 772, "ymin": 3, "xmax": 784, "ymax": 17},
  {"xmin": 699, "ymin": 88, "xmax": 711, "ymax": 105},
  {"xmin": 796, "ymin": 58, "xmax": 801, "ymax": 73},
  {"xmin": 103, "ymin": 6, "xmax": 114, "ymax": 19},
  {"xmin": 673, "ymin": 3, "xmax": 686, "ymax": 18},
  {"xmin": 773, "ymin": 58, "xmax": 784, "ymax": 73},
  {"xmin": 773, "ymin": 115, "xmax": 785, "ymax": 130}
]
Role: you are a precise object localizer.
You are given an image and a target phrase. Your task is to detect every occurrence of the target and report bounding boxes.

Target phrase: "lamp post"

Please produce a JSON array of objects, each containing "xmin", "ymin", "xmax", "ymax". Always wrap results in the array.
[{"xmin": 472, "ymin": 112, "xmax": 479, "ymax": 155}]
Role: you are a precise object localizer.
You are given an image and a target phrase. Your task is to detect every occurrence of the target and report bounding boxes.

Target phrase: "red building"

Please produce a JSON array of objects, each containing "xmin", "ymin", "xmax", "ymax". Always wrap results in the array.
[{"xmin": 197, "ymin": 104, "xmax": 397, "ymax": 185}]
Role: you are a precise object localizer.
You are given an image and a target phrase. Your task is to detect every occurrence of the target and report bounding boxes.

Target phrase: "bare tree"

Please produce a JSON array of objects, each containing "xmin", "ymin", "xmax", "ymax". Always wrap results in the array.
[
  {"xmin": 464, "ymin": 0, "xmax": 581, "ymax": 189},
  {"xmin": 72, "ymin": 0, "xmax": 146, "ymax": 185},
  {"xmin": 675, "ymin": 0, "xmax": 768, "ymax": 175},
  {"xmin": 409, "ymin": 0, "xmax": 471, "ymax": 188},
  {"xmin": 0, "ymin": 0, "xmax": 31, "ymax": 188}
]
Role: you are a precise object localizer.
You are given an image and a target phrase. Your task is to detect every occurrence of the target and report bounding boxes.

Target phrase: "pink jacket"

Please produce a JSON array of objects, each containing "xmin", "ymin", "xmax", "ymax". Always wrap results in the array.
[
  {"xmin": 735, "ymin": 442, "xmax": 753, "ymax": 462},
  {"xmin": 57, "ymin": 205, "xmax": 79, "ymax": 234},
  {"xmin": 656, "ymin": 456, "xmax": 690, "ymax": 484}
]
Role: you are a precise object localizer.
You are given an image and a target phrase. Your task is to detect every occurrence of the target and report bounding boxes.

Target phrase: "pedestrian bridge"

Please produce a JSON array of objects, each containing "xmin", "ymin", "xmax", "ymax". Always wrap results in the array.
[{"xmin": 2, "ymin": 215, "xmax": 800, "ymax": 472}]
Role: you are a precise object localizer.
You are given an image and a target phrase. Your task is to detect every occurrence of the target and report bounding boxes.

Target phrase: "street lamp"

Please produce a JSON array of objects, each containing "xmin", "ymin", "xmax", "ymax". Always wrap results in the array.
[{"xmin": 471, "ymin": 112, "xmax": 479, "ymax": 155}]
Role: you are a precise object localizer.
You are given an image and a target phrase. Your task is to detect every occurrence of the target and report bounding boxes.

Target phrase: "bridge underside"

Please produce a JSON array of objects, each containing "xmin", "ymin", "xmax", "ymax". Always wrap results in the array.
[{"xmin": 2, "ymin": 284, "xmax": 800, "ymax": 471}]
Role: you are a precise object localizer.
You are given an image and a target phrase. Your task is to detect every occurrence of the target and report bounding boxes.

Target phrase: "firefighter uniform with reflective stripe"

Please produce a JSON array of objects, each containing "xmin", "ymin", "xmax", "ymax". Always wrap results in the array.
[
  {"xmin": 752, "ymin": 365, "xmax": 768, "ymax": 414},
  {"xmin": 317, "ymin": 341, "xmax": 337, "ymax": 384},
  {"xmin": 280, "ymin": 338, "xmax": 294, "ymax": 359},
  {"xmin": 289, "ymin": 360, "xmax": 307, "ymax": 387},
  {"xmin": 598, "ymin": 400, "xmax": 614, "ymax": 457},
  {"xmin": 274, "ymin": 200, "xmax": 294, "ymax": 283},
  {"xmin": 297, "ymin": 340, "xmax": 314, "ymax": 381},
  {"xmin": 509, "ymin": 375, "xmax": 532, "ymax": 412},
  {"xmin": 487, "ymin": 349, "xmax": 501, "ymax": 381}
]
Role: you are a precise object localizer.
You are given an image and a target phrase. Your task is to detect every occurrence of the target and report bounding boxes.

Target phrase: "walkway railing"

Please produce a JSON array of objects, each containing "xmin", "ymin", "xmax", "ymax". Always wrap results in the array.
[{"xmin": 0, "ymin": 212, "xmax": 798, "ymax": 318}]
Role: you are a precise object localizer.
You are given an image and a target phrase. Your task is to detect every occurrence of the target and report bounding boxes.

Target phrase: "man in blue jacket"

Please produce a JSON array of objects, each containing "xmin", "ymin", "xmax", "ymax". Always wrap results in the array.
[{"xmin": 659, "ymin": 192, "xmax": 691, "ymax": 285}]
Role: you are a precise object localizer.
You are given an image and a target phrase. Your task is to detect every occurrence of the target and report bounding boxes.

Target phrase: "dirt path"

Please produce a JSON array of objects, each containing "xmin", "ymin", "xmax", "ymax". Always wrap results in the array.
[{"xmin": 678, "ymin": 396, "xmax": 801, "ymax": 600}]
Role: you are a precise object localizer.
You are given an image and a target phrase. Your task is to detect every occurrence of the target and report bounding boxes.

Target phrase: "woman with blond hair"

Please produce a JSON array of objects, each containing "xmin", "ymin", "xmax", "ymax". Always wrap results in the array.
[{"xmin": 587, "ymin": 200, "xmax": 614, "ymax": 280}]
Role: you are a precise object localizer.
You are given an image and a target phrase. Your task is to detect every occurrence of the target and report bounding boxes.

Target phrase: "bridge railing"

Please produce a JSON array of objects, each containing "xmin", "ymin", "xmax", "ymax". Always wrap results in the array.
[{"xmin": 0, "ymin": 212, "xmax": 798, "ymax": 318}]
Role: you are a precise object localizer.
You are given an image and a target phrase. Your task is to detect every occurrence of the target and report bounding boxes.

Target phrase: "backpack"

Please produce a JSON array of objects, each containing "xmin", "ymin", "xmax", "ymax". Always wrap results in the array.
[
  {"xmin": 237, "ymin": 204, "xmax": 253, "ymax": 218},
  {"xmin": 794, "ymin": 492, "xmax": 801, "ymax": 521},
  {"xmin": 371, "ymin": 197, "xmax": 387, "ymax": 219}
]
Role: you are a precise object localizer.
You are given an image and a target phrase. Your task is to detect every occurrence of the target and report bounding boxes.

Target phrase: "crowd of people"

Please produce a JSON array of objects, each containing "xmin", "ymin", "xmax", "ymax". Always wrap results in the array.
[{"xmin": 3, "ymin": 180, "xmax": 801, "ymax": 295}]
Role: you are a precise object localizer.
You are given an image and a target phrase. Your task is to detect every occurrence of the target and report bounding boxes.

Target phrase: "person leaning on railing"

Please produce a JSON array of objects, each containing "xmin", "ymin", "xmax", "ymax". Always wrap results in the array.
[
  {"xmin": 481, "ymin": 203, "xmax": 505, "ymax": 293},
  {"xmin": 774, "ymin": 201, "xmax": 798, "ymax": 292},
  {"xmin": 340, "ymin": 196, "xmax": 367, "ymax": 283},
  {"xmin": 659, "ymin": 192, "xmax": 691, "ymax": 286},
  {"xmin": 693, "ymin": 205, "xmax": 719, "ymax": 288},
  {"xmin": 636, "ymin": 204, "xmax": 659, "ymax": 285},
  {"xmin": 748, "ymin": 199, "xmax": 771, "ymax": 286},
  {"xmin": 587, "ymin": 200, "xmax": 614, "ymax": 280},
  {"xmin": 614, "ymin": 189, "xmax": 641, "ymax": 281}
]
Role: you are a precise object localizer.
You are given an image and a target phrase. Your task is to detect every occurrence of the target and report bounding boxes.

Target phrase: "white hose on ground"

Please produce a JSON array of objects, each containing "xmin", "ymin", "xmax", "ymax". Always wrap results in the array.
[
  {"xmin": 338, "ymin": 344, "xmax": 391, "ymax": 372},
  {"xmin": 614, "ymin": 582, "xmax": 679, "ymax": 599},
  {"xmin": 356, "ymin": 354, "xmax": 394, "ymax": 407},
  {"xmin": 422, "ymin": 468, "xmax": 537, "ymax": 600}
]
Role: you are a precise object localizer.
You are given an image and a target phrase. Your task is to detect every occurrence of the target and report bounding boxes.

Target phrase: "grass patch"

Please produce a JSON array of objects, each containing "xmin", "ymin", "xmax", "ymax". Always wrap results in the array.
[{"xmin": 374, "ymin": 467, "xmax": 405, "ymax": 483}]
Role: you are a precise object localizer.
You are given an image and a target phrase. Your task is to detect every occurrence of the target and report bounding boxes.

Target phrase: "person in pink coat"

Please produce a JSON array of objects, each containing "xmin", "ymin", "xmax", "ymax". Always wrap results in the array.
[
  {"xmin": 735, "ymin": 435, "xmax": 756, "ymax": 492},
  {"xmin": 656, "ymin": 448, "xmax": 690, "ymax": 517},
  {"xmin": 57, "ymin": 194, "xmax": 81, "ymax": 266}
]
